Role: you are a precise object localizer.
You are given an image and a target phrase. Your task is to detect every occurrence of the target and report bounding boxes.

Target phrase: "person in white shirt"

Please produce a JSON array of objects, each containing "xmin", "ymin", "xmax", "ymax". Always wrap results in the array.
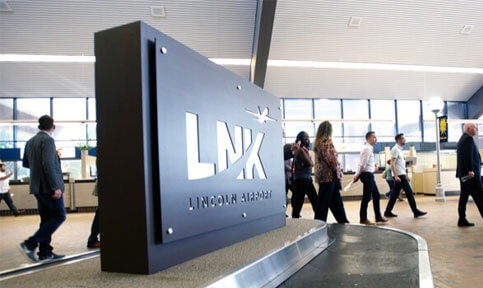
[
  {"xmin": 0, "ymin": 162, "xmax": 19, "ymax": 216},
  {"xmin": 353, "ymin": 132, "xmax": 388, "ymax": 225},
  {"xmin": 384, "ymin": 133, "xmax": 427, "ymax": 218}
]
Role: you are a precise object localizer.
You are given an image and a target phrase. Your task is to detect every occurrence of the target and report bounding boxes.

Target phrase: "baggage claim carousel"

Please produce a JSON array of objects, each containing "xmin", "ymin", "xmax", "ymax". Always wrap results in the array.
[{"xmin": 0, "ymin": 220, "xmax": 433, "ymax": 288}]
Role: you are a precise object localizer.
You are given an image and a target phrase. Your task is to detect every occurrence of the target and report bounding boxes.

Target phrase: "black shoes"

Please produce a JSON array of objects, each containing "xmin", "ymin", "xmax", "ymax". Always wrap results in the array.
[
  {"xmin": 87, "ymin": 241, "xmax": 101, "ymax": 249},
  {"xmin": 18, "ymin": 241, "xmax": 37, "ymax": 263},
  {"xmin": 384, "ymin": 211, "xmax": 398, "ymax": 218},
  {"xmin": 414, "ymin": 210, "xmax": 428, "ymax": 218},
  {"xmin": 38, "ymin": 252, "xmax": 65, "ymax": 262},
  {"xmin": 458, "ymin": 219, "xmax": 475, "ymax": 227}
]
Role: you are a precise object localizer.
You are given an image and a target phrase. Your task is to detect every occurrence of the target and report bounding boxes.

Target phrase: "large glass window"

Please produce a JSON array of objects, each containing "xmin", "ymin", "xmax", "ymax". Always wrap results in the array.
[
  {"xmin": 422, "ymin": 100, "xmax": 440, "ymax": 142},
  {"xmin": 53, "ymin": 98, "xmax": 86, "ymax": 120},
  {"xmin": 87, "ymin": 98, "xmax": 97, "ymax": 143},
  {"xmin": 0, "ymin": 99, "xmax": 14, "ymax": 146},
  {"xmin": 314, "ymin": 99, "xmax": 342, "ymax": 142},
  {"xmin": 17, "ymin": 98, "xmax": 50, "ymax": 120},
  {"xmin": 16, "ymin": 98, "xmax": 51, "ymax": 141},
  {"xmin": 370, "ymin": 100, "xmax": 396, "ymax": 142},
  {"xmin": 447, "ymin": 102, "xmax": 465, "ymax": 142},
  {"xmin": 397, "ymin": 100, "xmax": 422, "ymax": 142},
  {"xmin": 284, "ymin": 99, "xmax": 312, "ymax": 119},
  {"xmin": 283, "ymin": 99, "xmax": 314, "ymax": 139},
  {"xmin": 88, "ymin": 98, "xmax": 96, "ymax": 120},
  {"xmin": 342, "ymin": 100, "xmax": 369, "ymax": 143}
]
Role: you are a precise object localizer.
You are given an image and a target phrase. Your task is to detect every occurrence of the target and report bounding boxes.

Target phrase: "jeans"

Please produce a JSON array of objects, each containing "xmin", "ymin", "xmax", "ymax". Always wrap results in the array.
[
  {"xmin": 385, "ymin": 179, "xmax": 395, "ymax": 197},
  {"xmin": 315, "ymin": 179, "xmax": 349, "ymax": 223},
  {"xmin": 25, "ymin": 194, "xmax": 66, "ymax": 257},
  {"xmin": 385, "ymin": 175, "xmax": 418, "ymax": 214},
  {"xmin": 359, "ymin": 172, "xmax": 382, "ymax": 221}
]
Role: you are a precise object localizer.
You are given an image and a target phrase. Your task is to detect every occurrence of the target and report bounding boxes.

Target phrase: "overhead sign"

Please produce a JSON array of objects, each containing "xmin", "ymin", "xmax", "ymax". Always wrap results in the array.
[{"xmin": 95, "ymin": 21, "xmax": 285, "ymax": 274}]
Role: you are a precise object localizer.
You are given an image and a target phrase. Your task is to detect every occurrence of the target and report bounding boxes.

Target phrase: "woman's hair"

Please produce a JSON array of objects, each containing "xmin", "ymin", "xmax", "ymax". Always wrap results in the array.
[
  {"xmin": 313, "ymin": 121, "xmax": 332, "ymax": 153},
  {"xmin": 295, "ymin": 131, "xmax": 306, "ymax": 144}
]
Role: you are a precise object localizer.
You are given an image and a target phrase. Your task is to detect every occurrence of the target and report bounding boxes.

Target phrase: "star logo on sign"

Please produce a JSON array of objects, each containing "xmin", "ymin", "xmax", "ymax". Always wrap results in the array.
[{"xmin": 245, "ymin": 106, "xmax": 275, "ymax": 124}]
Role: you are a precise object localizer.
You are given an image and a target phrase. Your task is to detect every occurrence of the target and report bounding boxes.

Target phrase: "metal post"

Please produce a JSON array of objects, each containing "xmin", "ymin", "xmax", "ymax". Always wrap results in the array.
[{"xmin": 434, "ymin": 111, "xmax": 445, "ymax": 201}]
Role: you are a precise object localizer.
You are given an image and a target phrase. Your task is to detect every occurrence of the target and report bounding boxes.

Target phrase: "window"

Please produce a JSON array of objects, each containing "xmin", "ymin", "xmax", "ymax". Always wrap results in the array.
[
  {"xmin": 283, "ymin": 99, "xmax": 314, "ymax": 138},
  {"xmin": 370, "ymin": 100, "xmax": 395, "ymax": 142},
  {"xmin": 397, "ymin": 100, "xmax": 421, "ymax": 142},
  {"xmin": 88, "ymin": 98, "xmax": 96, "ymax": 120},
  {"xmin": 314, "ymin": 99, "xmax": 342, "ymax": 140},
  {"xmin": 283, "ymin": 122, "xmax": 315, "ymax": 138},
  {"xmin": 447, "ymin": 102, "xmax": 465, "ymax": 142},
  {"xmin": 283, "ymin": 99, "xmax": 312, "ymax": 119},
  {"xmin": 343, "ymin": 100, "xmax": 369, "ymax": 143},
  {"xmin": 17, "ymin": 98, "xmax": 50, "ymax": 120},
  {"xmin": 53, "ymin": 98, "xmax": 86, "ymax": 120},
  {"xmin": 422, "ymin": 101, "xmax": 440, "ymax": 142},
  {"xmin": 16, "ymin": 98, "xmax": 51, "ymax": 142},
  {"xmin": 0, "ymin": 99, "xmax": 14, "ymax": 146}
]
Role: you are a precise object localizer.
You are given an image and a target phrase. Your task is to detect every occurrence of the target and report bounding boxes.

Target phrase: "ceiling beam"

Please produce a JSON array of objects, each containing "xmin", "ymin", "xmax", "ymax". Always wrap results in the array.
[
  {"xmin": 250, "ymin": 0, "xmax": 277, "ymax": 88},
  {"xmin": 467, "ymin": 85, "xmax": 483, "ymax": 119}
]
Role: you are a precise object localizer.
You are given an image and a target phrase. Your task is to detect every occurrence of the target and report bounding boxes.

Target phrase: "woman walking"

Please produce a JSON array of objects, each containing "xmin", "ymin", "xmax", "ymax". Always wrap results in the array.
[
  {"xmin": 291, "ymin": 131, "xmax": 318, "ymax": 218},
  {"xmin": 313, "ymin": 121, "xmax": 349, "ymax": 223}
]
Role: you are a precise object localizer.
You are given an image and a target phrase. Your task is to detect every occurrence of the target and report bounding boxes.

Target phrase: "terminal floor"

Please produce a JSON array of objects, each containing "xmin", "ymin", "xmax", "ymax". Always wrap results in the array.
[{"xmin": 1, "ymin": 195, "xmax": 483, "ymax": 287}]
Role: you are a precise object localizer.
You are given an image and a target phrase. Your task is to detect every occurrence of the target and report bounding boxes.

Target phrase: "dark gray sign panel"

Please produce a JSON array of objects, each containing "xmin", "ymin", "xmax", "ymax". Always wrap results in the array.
[{"xmin": 95, "ymin": 21, "xmax": 286, "ymax": 274}]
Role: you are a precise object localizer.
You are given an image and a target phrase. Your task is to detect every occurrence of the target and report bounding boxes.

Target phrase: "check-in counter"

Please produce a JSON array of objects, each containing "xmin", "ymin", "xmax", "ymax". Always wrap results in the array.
[
  {"xmin": 411, "ymin": 168, "xmax": 460, "ymax": 195},
  {"xmin": 1, "ymin": 179, "xmax": 97, "ymax": 212}
]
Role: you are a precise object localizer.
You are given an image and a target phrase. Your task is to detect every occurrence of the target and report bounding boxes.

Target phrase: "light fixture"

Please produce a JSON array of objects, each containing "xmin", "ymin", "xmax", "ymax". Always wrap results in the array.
[
  {"xmin": 0, "ymin": 54, "xmax": 95, "ymax": 63},
  {"xmin": 208, "ymin": 58, "xmax": 251, "ymax": 66},
  {"xmin": 0, "ymin": 1, "xmax": 12, "ymax": 12},
  {"xmin": 348, "ymin": 17, "xmax": 362, "ymax": 28},
  {"xmin": 2, "ymin": 55, "xmax": 483, "ymax": 75},
  {"xmin": 150, "ymin": 6, "xmax": 166, "ymax": 18},
  {"xmin": 428, "ymin": 97, "xmax": 444, "ymax": 113},
  {"xmin": 460, "ymin": 25, "xmax": 473, "ymax": 35}
]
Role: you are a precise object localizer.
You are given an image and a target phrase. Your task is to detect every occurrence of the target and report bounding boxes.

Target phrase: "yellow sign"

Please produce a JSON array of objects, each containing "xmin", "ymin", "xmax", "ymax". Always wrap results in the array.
[{"xmin": 438, "ymin": 116, "xmax": 448, "ymax": 143}]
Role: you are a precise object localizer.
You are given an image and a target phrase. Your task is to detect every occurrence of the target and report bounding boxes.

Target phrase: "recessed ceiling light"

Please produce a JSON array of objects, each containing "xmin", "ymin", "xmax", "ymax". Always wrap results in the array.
[
  {"xmin": 151, "ymin": 6, "xmax": 166, "ymax": 18},
  {"xmin": 0, "ymin": 54, "xmax": 95, "ymax": 63},
  {"xmin": 0, "ymin": 1, "xmax": 13, "ymax": 12},
  {"xmin": 348, "ymin": 17, "xmax": 362, "ymax": 28},
  {"xmin": 460, "ymin": 25, "xmax": 473, "ymax": 35}
]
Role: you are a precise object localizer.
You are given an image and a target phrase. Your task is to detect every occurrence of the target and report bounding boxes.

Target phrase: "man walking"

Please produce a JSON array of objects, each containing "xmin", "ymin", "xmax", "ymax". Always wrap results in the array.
[
  {"xmin": 0, "ymin": 162, "xmax": 19, "ymax": 216},
  {"xmin": 456, "ymin": 123, "xmax": 483, "ymax": 227},
  {"xmin": 353, "ymin": 131, "xmax": 388, "ymax": 225},
  {"xmin": 384, "ymin": 133, "xmax": 427, "ymax": 218},
  {"xmin": 18, "ymin": 115, "xmax": 66, "ymax": 262}
]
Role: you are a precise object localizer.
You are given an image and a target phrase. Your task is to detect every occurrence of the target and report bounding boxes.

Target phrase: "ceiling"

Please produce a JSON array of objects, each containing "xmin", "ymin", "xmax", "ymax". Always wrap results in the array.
[{"xmin": 1, "ymin": 0, "xmax": 483, "ymax": 101}]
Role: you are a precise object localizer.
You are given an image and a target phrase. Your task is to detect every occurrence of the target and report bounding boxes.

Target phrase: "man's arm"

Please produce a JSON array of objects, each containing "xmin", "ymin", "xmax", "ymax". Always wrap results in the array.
[
  {"xmin": 391, "ymin": 157, "xmax": 400, "ymax": 182},
  {"xmin": 463, "ymin": 137, "xmax": 475, "ymax": 178},
  {"xmin": 0, "ymin": 171, "xmax": 13, "ymax": 181},
  {"xmin": 353, "ymin": 148, "xmax": 370, "ymax": 182},
  {"xmin": 41, "ymin": 137, "xmax": 63, "ymax": 198},
  {"xmin": 22, "ymin": 142, "xmax": 29, "ymax": 168}
]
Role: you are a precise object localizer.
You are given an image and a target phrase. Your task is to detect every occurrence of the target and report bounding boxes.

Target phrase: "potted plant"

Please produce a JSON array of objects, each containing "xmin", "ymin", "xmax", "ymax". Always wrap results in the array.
[{"xmin": 77, "ymin": 143, "xmax": 91, "ymax": 179}]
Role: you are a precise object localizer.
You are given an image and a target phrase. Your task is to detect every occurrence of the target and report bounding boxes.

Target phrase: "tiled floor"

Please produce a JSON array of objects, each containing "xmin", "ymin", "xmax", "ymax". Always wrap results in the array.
[{"xmin": 1, "ymin": 195, "xmax": 482, "ymax": 287}]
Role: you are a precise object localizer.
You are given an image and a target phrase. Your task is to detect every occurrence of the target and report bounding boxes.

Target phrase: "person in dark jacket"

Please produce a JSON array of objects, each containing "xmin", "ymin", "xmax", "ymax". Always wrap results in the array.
[
  {"xmin": 456, "ymin": 122, "xmax": 483, "ymax": 227},
  {"xmin": 18, "ymin": 115, "xmax": 66, "ymax": 262},
  {"xmin": 291, "ymin": 131, "xmax": 318, "ymax": 218}
]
